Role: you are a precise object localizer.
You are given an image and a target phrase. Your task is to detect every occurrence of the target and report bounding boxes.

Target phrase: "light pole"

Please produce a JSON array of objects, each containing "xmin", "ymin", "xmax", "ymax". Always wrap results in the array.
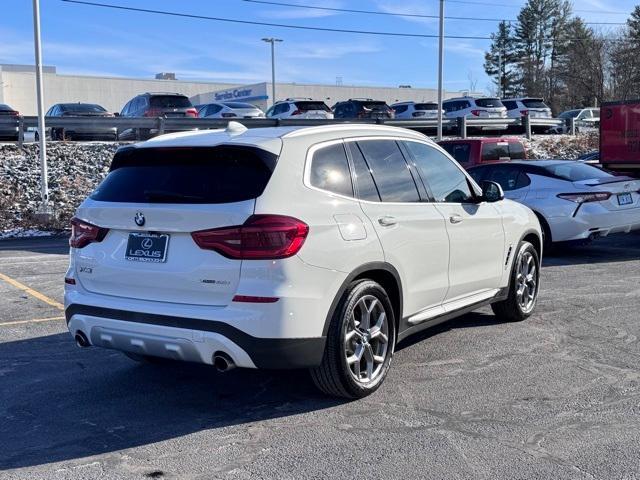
[
  {"xmin": 436, "ymin": 0, "xmax": 445, "ymax": 141},
  {"xmin": 262, "ymin": 38, "xmax": 282, "ymax": 106},
  {"xmin": 33, "ymin": 0, "xmax": 50, "ymax": 215}
]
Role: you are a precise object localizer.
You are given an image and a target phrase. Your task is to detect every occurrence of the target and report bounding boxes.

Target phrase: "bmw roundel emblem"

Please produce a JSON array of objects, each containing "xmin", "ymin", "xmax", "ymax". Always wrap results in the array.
[{"xmin": 134, "ymin": 212, "xmax": 145, "ymax": 227}]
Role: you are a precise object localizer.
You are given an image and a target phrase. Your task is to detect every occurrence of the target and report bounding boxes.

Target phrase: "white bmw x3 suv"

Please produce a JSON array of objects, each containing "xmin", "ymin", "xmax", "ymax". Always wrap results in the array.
[{"xmin": 65, "ymin": 122, "xmax": 542, "ymax": 398}]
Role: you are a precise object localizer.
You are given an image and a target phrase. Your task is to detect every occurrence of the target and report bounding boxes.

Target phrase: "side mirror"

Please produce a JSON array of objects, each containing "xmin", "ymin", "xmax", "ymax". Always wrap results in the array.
[
  {"xmin": 481, "ymin": 181, "xmax": 504, "ymax": 202},
  {"xmin": 113, "ymin": 112, "xmax": 120, "ymax": 117}
]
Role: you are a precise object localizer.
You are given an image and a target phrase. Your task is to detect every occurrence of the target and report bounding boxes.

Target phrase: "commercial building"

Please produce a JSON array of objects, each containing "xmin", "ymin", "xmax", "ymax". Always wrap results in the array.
[{"xmin": 1, "ymin": 64, "xmax": 473, "ymax": 115}]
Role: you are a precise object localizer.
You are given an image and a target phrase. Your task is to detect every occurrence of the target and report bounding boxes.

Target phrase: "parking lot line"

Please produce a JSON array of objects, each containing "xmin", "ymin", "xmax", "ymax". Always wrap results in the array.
[
  {"xmin": 0, "ymin": 271, "xmax": 64, "ymax": 311},
  {"xmin": 0, "ymin": 316, "xmax": 65, "ymax": 327}
]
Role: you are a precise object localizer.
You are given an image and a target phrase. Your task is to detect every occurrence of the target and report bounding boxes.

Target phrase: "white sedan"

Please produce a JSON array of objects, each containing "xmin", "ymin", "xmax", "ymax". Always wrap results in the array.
[{"xmin": 468, "ymin": 160, "xmax": 640, "ymax": 245}]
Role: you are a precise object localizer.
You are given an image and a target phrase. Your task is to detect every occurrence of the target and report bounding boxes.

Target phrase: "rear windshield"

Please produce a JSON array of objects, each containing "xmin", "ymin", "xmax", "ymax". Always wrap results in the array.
[
  {"xmin": 149, "ymin": 96, "xmax": 192, "ymax": 108},
  {"xmin": 559, "ymin": 110, "xmax": 580, "ymax": 119},
  {"xmin": 475, "ymin": 98, "xmax": 504, "ymax": 108},
  {"xmin": 440, "ymin": 143, "xmax": 471, "ymax": 165},
  {"xmin": 521, "ymin": 99, "xmax": 548, "ymax": 109},
  {"xmin": 222, "ymin": 102, "xmax": 256, "ymax": 109},
  {"xmin": 0, "ymin": 104, "xmax": 13, "ymax": 111},
  {"xmin": 295, "ymin": 101, "xmax": 331, "ymax": 112},
  {"xmin": 360, "ymin": 101, "xmax": 391, "ymax": 111},
  {"xmin": 61, "ymin": 104, "xmax": 106, "ymax": 113},
  {"xmin": 542, "ymin": 163, "xmax": 612, "ymax": 182},
  {"xmin": 414, "ymin": 103, "xmax": 438, "ymax": 111},
  {"xmin": 92, "ymin": 146, "xmax": 277, "ymax": 204}
]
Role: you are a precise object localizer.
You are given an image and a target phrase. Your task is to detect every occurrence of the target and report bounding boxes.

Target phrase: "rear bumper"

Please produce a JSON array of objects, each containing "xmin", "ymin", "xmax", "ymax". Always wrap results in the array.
[
  {"xmin": 66, "ymin": 303, "xmax": 326, "ymax": 369},
  {"xmin": 547, "ymin": 205, "xmax": 640, "ymax": 241}
]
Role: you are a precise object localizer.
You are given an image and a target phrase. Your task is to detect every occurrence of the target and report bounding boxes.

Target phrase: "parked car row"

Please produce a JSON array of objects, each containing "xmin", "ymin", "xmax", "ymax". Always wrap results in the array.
[{"xmin": 0, "ymin": 90, "xmax": 601, "ymax": 142}]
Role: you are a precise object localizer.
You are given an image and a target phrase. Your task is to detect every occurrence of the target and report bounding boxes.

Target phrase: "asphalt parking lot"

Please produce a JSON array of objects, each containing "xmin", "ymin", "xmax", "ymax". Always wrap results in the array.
[{"xmin": 1, "ymin": 235, "xmax": 639, "ymax": 480}]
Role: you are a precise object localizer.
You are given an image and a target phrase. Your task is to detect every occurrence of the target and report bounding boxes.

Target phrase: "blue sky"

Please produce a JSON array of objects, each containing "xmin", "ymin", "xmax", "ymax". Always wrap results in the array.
[{"xmin": 1, "ymin": 0, "xmax": 637, "ymax": 93}]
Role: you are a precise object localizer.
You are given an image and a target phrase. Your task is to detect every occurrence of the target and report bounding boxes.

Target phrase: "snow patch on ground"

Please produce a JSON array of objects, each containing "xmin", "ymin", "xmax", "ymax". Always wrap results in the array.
[{"xmin": 0, "ymin": 228, "xmax": 56, "ymax": 240}]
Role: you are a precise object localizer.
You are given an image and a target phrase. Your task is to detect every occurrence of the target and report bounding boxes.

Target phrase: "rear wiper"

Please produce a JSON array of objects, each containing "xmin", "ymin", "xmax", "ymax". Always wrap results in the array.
[{"xmin": 143, "ymin": 190, "xmax": 206, "ymax": 202}]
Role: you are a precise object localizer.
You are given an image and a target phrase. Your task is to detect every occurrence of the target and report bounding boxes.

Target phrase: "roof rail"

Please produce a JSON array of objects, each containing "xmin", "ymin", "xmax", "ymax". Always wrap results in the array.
[
  {"xmin": 284, "ymin": 97, "xmax": 313, "ymax": 101},
  {"xmin": 348, "ymin": 98, "xmax": 375, "ymax": 101}
]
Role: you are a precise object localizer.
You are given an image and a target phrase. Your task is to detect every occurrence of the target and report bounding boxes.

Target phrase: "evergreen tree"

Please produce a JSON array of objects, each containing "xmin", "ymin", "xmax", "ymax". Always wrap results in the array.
[
  {"xmin": 484, "ymin": 21, "xmax": 519, "ymax": 97},
  {"xmin": 628, "ymin": 5, "xmax": 640, "ymax": 40}
]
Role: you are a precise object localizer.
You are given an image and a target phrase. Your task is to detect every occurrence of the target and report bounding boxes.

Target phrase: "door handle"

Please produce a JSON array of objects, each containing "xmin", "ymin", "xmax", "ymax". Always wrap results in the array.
[
  {"xmin": 378, "ymin": 216, "xmax": 397, "ymax": 227},
  {"xmin": 449, "ymin": 214, "xmax": 463, "ymax": 224}
]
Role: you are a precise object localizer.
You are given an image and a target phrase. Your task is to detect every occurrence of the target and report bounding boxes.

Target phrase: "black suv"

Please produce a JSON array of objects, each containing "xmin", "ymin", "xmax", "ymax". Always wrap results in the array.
[
  {"xmin": 333, "ymin": 99, "xmax": 394, "ymax": 119},
  {"xmin": 118, "ymin": 92, "xmax": 198, "ymax": 140}
]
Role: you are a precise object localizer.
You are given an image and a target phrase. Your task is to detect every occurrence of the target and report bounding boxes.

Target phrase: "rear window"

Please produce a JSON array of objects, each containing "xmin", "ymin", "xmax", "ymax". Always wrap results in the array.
[
  {"xmin": 92, "ymin": 146, "xmax": 276, "ymax": 204},
  {"xmin": 521, "ymin": 99, "xmax": 548, "ymax": 109},
  {"xmin": 481, "ymin": 142, "xmax": 510, "ymax": 161},
  {"xmin": 440, "ymin": 143, "xmax": 471, "ymax": 165},
  {"xmin": 542, "ymin": 163, "xmax": 612, "ymax": 182},
  {"xmin": 475, "ymin": 98, "xmax": 504, "ymax": 108},
  {"xmin": 359, "ymin": 101, "xmax": 391, "ymax": 112},
  {"xmin": 414, "ymin": 103, "xmax": 438, "ymax": 111},
  {"xmin": 0, "ymin": 104, "xmax": 13, "ymax": 111},
  {"xmin": 295, "ymin": 101, "xmax": 330, "ymax": 112},
  {"xmin": 149, "ymin": 95, "xmax": 192, "ymax": 108},
  {"xmin": 61, "ymin": 104, "xmax": 106, "ymax": 113}
]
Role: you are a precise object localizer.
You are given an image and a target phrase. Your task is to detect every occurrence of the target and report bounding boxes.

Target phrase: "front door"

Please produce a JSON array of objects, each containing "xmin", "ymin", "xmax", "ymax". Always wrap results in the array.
[{"xmin": 402, "ymin": 141, "xmax": 505, "ymax": 304}]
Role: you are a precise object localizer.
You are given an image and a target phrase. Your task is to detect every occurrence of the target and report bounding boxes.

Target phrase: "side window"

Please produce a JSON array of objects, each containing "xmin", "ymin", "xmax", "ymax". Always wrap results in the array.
[
  {"xmin": 346, "ymin": 142, "xmax": 380, "ymax": 202},
  {"xmin": 485, "ymin": 166, "xmax": 531, "ymax": 191},
  {"xmin": 393, "ymin": 105, "xmax": 408, "ymax": 114},
  {"xmin": 309, "ymin": 143, "xmax": 354, "ymax": 197},
  {"xmin": 509, "ymin": 142, "xmax": 526, "ymax": 160},
  {"xmin": 468, "ymin": 167, "xmax": 489, "ymax": 184},
  {"xmin": 441, "ymin": 143, "xmax": 471, "ymax": 166},
  {"xmin": 481, "ymin": 142, "xmax": 510, "ymax": 162},
  {"xmin": 357, "ymin": 140, "xmax": 420, "ymax": 203},
  {"xmin": 404, "ymin": 141, "xmax": 474, "ymax": 203}
]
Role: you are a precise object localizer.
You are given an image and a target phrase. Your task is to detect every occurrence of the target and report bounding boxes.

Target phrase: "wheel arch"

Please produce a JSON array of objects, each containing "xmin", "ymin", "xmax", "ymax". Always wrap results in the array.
[{"xmin": 322, "ymin": 262, "xmax": 403, "ymax": 337}]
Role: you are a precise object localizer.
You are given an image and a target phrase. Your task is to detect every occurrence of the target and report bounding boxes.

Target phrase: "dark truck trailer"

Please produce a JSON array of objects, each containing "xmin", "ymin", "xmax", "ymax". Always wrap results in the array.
[{"xmin": 600, "ymin": 99, "xmax": 640, "ymax": 177}]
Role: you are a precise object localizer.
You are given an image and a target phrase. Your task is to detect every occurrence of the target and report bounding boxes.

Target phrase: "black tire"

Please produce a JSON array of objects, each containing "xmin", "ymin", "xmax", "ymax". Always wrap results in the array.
[
  {"xmin": 310, "ymin": 280, "xmax": 396, "ymax": 399},
  {"xmin": 492, "ymin": 241, "xmax": 540, "ymax": 322}
]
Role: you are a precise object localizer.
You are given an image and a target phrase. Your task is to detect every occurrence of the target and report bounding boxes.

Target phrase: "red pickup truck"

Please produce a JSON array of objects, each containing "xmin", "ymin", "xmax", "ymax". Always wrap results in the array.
[
  {"xmin": 438, "ymin": 137, "xmax": 527, "ymax": 168},
  {"xmin": 600, "ymin": 99, "xmax": 640, "ymax": 177}
]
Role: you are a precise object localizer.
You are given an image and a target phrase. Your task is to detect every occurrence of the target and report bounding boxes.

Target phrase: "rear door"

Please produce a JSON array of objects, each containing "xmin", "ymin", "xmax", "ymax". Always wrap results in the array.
[
  {"xmin": 403, "ymin": 141, "xmax": 505, "ymax": 304},
  {"xmin": 73, "ymin": 145, "xmax": 279, "ymax": 307},
  {"xmin": 347, "ymin": 139, "xmax": 450, "ymax": 317}
]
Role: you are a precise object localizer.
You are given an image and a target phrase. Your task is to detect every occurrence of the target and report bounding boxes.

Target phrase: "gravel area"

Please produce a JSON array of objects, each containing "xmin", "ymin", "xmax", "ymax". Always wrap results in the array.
[{"xmin": 0, "ymin": 134, "xmax": 599, "ymax": 235}]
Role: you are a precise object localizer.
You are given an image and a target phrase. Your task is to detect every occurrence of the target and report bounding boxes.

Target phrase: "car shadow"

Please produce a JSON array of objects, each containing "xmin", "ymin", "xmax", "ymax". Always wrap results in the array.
[
  {"xmin": 0, "ymin": 333, "xmax": 343, "ymax": 470},
  {"xmin": 397, "ymin": 311, "xmax": 500, "ymax": 352},
  {"xmin": 542, "ymin": 232, "xmax": 640, "ymax": 267},
  {"xmin": 0, "ymin": 236, "xmax": 69, "ymax": 256}
]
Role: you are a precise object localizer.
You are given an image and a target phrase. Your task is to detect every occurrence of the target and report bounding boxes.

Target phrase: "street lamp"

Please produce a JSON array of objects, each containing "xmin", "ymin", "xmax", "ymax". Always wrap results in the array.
[
  {"xmin": 262, "ymin": 38, "xmax": 283, "ymax": 106},
  {"xmin": 33, "ymin": 0, "xmax": 50, "ymax": 216}
]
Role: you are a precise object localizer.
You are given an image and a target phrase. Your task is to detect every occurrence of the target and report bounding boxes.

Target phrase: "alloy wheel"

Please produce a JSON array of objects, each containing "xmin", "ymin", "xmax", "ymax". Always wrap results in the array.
[{"xmin": 344, "ymin": 295, "xmax": 390, "ymax": 384}]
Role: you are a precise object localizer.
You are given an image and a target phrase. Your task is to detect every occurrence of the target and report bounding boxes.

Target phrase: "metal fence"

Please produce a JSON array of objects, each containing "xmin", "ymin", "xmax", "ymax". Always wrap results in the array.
[{"xmin": 0, "ymin": 115, "xmax": 574, "ymax": 146}]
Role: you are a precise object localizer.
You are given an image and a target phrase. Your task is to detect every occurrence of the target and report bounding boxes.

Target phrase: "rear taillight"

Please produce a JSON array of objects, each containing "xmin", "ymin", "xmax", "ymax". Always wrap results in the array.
[
  {"xmin": 470, "ymin": 110, "xmax": 482, "ymax": 116},
  {"xmin": 191, "ymin": 215, "xmax": 309, "ymax": 260},
  {"xmin": 186, "ymin": 108, "xmax": 198, "ymax": 118},
  {"xmin": 69, "ymin": 217, "xmax": 109, "ymax": 248},
  {"xmin": 221, "ymin": 112, "xmax": 237, "ymax": 118},
  {"xmin": 144, "ymin": 108, "xmax": 163, "ymax": 117},
  {"xmin": 557, "ymin": 192, "xmax": 611, "ymax": 203},
  {"xmin": 291, "ymin": 109, "xmax": 301, "ymax": 116},
  {"xmin": 520, "ymin": 109, "xmax": 529, "ymax": 116},
  {"xmin": 412, "ymin": 111, "xmax": 426, "ymax": 117}
]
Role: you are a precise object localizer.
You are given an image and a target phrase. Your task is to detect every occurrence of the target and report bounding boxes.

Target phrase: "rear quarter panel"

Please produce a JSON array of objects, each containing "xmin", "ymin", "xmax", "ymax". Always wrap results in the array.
[{"xmin": 253, "ymin": 136, "xmax": 384, "ymax": 275}]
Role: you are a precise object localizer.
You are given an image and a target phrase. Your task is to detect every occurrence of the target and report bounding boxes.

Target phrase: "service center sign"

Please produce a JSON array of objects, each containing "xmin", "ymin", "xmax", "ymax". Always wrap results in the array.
[{"xmin": 601, "ymin": 100, "xmax": 640, "ymax": 164}]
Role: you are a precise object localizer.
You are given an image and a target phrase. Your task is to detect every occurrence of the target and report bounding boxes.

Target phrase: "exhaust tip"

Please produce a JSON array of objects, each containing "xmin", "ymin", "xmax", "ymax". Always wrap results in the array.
[
  {"xmin": 75, "ymin": 331, "xmax": 90, "ymax": 348},
  {"xmin": 213, "ymin": 351, "xmax": 236, "ymax": 372}
]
